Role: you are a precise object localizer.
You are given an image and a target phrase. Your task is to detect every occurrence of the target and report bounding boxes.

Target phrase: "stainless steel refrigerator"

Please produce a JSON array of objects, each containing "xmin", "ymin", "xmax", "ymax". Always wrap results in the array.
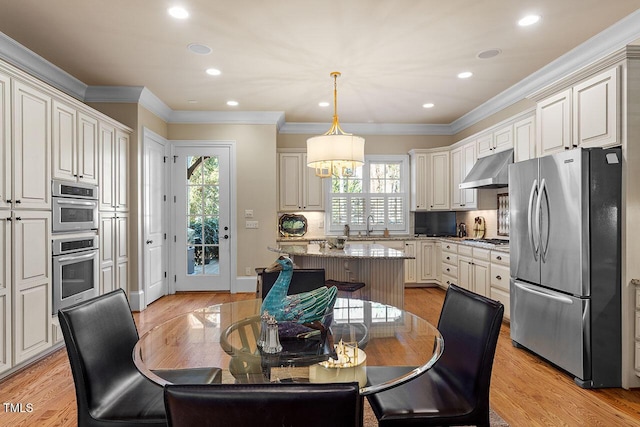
[{"xmin": 509, "ymin": 147, "xmax": 621, "ymax": 388}]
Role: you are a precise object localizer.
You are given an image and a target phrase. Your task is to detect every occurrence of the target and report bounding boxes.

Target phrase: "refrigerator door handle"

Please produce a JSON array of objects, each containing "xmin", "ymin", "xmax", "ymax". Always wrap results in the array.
[
  {"xmin": 527, "ymin": 179, "xmax": 539, "ymax": 260},
  {"xmin": 535, "ymin": 178, "xmax": 548, "ymax": 262},
  {"xmin": 514, "ymin": 281, "xmax": 574, "ymax": 305}
]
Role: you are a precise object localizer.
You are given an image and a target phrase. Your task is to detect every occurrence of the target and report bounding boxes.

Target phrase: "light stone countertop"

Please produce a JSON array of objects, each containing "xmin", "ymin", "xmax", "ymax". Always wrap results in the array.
[{"xmin": 269, "ymin": 243, "xmax": 414, "ymax": 260}]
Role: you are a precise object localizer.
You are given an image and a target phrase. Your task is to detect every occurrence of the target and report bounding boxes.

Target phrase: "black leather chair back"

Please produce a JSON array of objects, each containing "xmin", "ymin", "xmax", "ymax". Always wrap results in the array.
[
  {"xmin": 258, "ymin": 268, "xmax": 326, "ymax": 299},
  {"xmin": 433, "ymin": 284, "xmax": 504, "ymax": 417},
  {"xmin": 164, "ymin": 382, "xmax": 362, "ymax": 427}
]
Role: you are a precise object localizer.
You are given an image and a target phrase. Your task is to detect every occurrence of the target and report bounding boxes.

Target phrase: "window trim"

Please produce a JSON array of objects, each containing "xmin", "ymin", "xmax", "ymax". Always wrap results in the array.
[{"xmin": 325, "ymin": 154, "xmax": 410, "ymax": 235}]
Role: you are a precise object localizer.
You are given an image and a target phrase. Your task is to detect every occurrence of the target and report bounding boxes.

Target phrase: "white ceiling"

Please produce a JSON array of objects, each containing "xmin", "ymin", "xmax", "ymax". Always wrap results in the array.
[{"xmin": 1, "ymin": 0, "xmax": 640, "ymax": 131}]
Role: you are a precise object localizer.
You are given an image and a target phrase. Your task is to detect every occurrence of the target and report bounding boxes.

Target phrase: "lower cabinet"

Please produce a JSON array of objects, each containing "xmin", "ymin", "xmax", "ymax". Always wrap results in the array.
[
  {"xmin": 417, "ymin": 241, "xmax": 436, "ymax": 282},
  {"xmin": 403, "ymin": 241, "xmax": 417, "ymax": 283},
  {"xmin": 441, "ymin": 242, "xmax": 458, "ymax": 288},
  {"xmin": 99, "ymin": 212, "xmax": 129, "ymax": 294},
  {"xmin": 457, "ymin": 246, "xmax": 490, "ymax": 297},
  {"xmin": 0, "ymin": 211, "xmax": 11, "ymax": 375},
  {"xmin": 490, "ymin": 251, "xmax": 511, "ymax": 321}
]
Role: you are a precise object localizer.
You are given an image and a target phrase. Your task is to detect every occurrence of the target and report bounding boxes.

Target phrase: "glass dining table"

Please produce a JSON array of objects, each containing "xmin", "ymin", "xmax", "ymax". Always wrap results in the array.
[{"xmin": 133, "ymin": 298, "xmax": 443, "ymax": 396}]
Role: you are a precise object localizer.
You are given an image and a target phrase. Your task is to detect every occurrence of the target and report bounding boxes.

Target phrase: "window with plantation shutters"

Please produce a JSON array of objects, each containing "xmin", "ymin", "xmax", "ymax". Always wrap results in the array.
[{"xmin": 327, "ymin": 155, "xmax": 409, "ymax": 234}]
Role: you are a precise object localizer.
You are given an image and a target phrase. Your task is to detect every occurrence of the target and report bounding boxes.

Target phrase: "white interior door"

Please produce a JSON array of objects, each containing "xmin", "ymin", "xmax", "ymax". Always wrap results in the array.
[
  {"xmin": 143, "ymin": 130, "xmax": 168, "ymax": 305},
  {"xmin": 172, "ymin": 145, "xmax": 231, "ymax": 291}
]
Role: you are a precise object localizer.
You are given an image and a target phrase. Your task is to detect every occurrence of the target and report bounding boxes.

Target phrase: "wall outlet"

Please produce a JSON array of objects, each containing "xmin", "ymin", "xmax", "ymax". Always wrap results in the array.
[
  {"xmin": 319, "ymin": 219, "xmax": 324, "ymax": 228},
  {"xmin": 245, "ymin": 267, "xmax": 252, "ymax": 276},
  {"xmin": 244, "ymin": 209, "xmax": 254, "ymax": 218},
  {"xmin": 245, "ymin": 220, "xmax": 259, "ymax": 229}
]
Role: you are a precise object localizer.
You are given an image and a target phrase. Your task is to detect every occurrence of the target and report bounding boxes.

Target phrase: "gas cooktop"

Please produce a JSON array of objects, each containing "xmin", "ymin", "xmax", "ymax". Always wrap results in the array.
[{"xmin": 472, "ymin": 238, "xmax": 509, "ymax": 245}]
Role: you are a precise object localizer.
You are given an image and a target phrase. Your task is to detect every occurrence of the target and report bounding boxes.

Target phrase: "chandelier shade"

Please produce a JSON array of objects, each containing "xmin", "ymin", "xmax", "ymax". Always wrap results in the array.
[{"xmin": 306, "ymin": 72, "xmax": 365, "ymax": 178}]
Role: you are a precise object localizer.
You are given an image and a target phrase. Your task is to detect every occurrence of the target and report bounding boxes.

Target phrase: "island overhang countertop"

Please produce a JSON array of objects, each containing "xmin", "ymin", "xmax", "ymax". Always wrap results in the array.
[{"xmin": 269, "ymin": 243, "xmax": 415, "ymax": 260}]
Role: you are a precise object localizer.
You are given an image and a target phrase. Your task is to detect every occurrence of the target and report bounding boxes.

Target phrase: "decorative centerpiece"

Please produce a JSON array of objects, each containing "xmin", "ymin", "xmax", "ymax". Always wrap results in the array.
[
  {"xmin": 309, "ymin": 340, "xmax": 367, "ymax": 387},
  {"xmin": 260, "ymin": 256, "xmax": 338, "ymax": 330}
]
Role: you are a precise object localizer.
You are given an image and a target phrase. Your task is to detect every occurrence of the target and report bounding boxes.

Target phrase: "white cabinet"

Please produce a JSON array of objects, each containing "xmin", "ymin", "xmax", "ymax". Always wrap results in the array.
[
  {"xmin": 404, "ymin": 241, "xmax": 417, "ymax": 283},
  {"xmin": 441, "ymin": 242, "xmax": 457, "ymax": 289},
  {"xmin": 0, "ymin": 72, "xmax": 10, "ymax": 210},
  {"xmin": 12, "ymin": 81, "xmax": 51, "ymax": 210},
  {"xmin": 536, "ymin": 67, "xmax": 619, "ymax": 157},
  {"xmin": 490, "ymin": 251, "xmax": 510, "ymax": 321},
  {"xmin": 417, "ymin": 240, "xmax": 436, "ymax": 282},
  {"xmin": 572, "ymin": 67, "xmax": 619, "ymax": 148},
  {"xmin": 278, "ymin": 152, "xmax": 324, "ymax": 211},
  {"xmin": 457, "ymin": 246, "xmax": 490, "ymax": 297},
  {"xmin": 513, "ymin": 116, "xmax": 536, "ymax": 162},
  {"xmin": 410, "ymin": 150, "xmax": 449, "ymax": 211},
  {"xmin": 12, "ymin": 210, "xmax": 52, "ymax": 364},
  {"xmin": 99, "ymin": 124, "xmax": 129, "ymax": 212},
  {"xmin": 451, "ymin": 142, "xmax": 476, "ymax": 210},
  {"xmin": 99, "ymin": 212, "xmax": 129, "ymax": 294},
  {"xmin": 52, "ymin": 101, "xmax": 99, "ymax": 185},
  {"xmin": 477, "ymin": 125, "xmax": 513, "ymax": 158},
  {"xmin": 0, "ymin": 211, "xmax": 11, "ymax": 374}
]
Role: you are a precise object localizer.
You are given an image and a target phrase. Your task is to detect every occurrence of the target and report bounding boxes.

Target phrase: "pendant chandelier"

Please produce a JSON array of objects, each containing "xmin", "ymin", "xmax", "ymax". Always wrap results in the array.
[{"xmin": 307, "ymin": 72, "xmax": 365, "ymax": 178}]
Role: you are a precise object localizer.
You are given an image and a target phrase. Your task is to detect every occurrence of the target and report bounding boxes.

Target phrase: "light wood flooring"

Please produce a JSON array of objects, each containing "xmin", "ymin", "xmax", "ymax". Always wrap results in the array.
[{"xmin": 1, "ymin": 287, "xmax": 639, "ymax": 426}]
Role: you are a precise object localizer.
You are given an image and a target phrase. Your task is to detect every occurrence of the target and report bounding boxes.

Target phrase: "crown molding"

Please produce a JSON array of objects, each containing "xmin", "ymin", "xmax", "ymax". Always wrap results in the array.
[{"xmin": 2, "ymin": 9, "xmax": 640, "ymax": 134}]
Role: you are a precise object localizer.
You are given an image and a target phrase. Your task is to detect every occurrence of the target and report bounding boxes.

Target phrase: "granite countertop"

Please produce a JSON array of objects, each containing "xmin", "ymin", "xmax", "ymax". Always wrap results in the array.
[{"xmin": 269, "ymin": 243, "xmax": 414, "ymax": 260}]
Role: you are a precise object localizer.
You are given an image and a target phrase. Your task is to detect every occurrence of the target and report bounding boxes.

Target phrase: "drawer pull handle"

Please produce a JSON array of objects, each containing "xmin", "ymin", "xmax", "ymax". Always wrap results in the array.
[
  {"xmin": 446, "ymin": 256, "xmax": 450, "ymax": 260},
  {"xmin": 446, "ymin": 268, "xmax": 450, "ymax": 272},
  {"xmin": 496, "ymin": 275, "xmax": 502, "ymax": 280},
  {"xmin": 496, "ymin": 256, "xmax": 502, "ymax": 260}
]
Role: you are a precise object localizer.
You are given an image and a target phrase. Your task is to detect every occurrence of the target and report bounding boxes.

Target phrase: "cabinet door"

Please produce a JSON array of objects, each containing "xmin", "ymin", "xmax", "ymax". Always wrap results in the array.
[
  {"xmin": 13, "ymin": 81, "xmax": 51, "ymax": 209},
  {"xmin": 410, "ymin": 152, "xmax": 429, "ymax": 210},
  {"xmin": 303, "ymin": 154, "xmax": 324, "ymax": 210},
  {"xmin": 514, "ymin": 116, "xmax": 536, "ymax": 162},
  {"xmin": 473, "ymin": 260, "xmax": 490, "ymax": 297},
  {"xmin": 450, "ymin": 147, "xmax": 463, "ymax": 209},
  {"xmin": 493, "ymin": 125, "xmax": 514, "ymax": 154},
  {"xmin": 404, "ymin": 241, "xmax": 417, "ymax": 283},
  {"xmin": 115, "ymin": 130, "xmax": 129, "ymax": 212},
  {"xmin": 77, "ymin": 112, "xmax": 99, "ymax": 185},
  {"xmin": 99, "ymin": 123, "xmax": 115, "ymax": 211},
  {"xmin": 435, "ymin": 242, "xmax": 442, "ymax": 283},
  {"xmin": 573, "ymin": 67, "xmax": 619, "ymax": 148},
  {"xmin": 461, "ymin": 143, "xmax": 477, "ymax": 208},
  {"xmin": 0, "ymin": 72, "xmax": 11, "ymax": 210},
  {"xmin": 12, "ymin": 210, "xmax": 52, "ymax": 364},
  {"xmin": 0, "ymin": 212, "xmax": 11, "ymax": 374},
  {"xmin": 457, "ymin": 256, "xmax": 472, "ymax": 291},
  {"xmin": 536, "ymin": 89, "xmax": 571, "ymax": 157},
  {"xmin": 476, "ymin": 134, "xmax": 493, "ymax": 158},
  {"xmin": 429, "ymin": 151, "xmax": 449, "ymax": 210},
  {"xmin": 279, "ymin": 153, "xmax": 303, "ymax": 211},
  {"xmin": 99, "ymin": 212, "xmax": 115, "ymax": 294},
  {"xmin": 52, "ymin": 100, "xmax": 77, "ymax": 182},
  {"xmin": 418, "ymin": 241, "xmax": 435, "ymax": 281}
]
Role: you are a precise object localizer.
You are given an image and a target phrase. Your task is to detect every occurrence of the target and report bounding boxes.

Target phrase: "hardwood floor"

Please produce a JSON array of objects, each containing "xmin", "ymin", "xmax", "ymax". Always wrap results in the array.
[{"xmin": 1, "ymin": 287, "xmax": 639, "ymax": 426}]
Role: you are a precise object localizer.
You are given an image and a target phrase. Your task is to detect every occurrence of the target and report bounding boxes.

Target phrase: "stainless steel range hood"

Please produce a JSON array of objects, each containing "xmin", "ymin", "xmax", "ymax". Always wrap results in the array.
[{"xmin": 459, "ymin": 149, "xmax": 513, "ymax": 189}]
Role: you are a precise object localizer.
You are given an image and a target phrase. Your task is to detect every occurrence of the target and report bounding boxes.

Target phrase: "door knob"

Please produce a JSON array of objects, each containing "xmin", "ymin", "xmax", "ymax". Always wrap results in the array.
[
  {"xmin": 146, "ymin": 240, "xmax": 153, "ymax": 244},
  {"xmin": 224, "ymin": 235, "xmax": 229, "ymax": 239}
]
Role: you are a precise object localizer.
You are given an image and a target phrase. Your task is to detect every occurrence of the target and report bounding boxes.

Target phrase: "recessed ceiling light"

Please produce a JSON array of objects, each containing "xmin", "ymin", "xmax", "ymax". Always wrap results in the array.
[
  {"xmin": 477, "ymin": 49, "xmax": 502, "ymax": 59},
  {"xmin": 422, "ymin": 103, "xmax": 434, "ymax": 109},
  {"xmin": 227, "ymin": 100, "xmax": 239, "ymax": 106},
  {"xmin": 518, "ymin": 14, "xmax": 540, "ymax": 26},
  {"xmin": 188, "ymin": 43, "xmax": 212, "ymax": 55},
  {"xmin": 318, "ymin": 101, "xmax": 330, "ymax": 107},
  {"xmin": 457, "ymin": 71, "xmax": 473, "ymax": 79},
  {"xmin": 168, "ymin": 6, "xmax": 189, "ymax": 19},
  {"xmin": 206, "ymin": 68, "xmax": 221, "ymax": 76}
]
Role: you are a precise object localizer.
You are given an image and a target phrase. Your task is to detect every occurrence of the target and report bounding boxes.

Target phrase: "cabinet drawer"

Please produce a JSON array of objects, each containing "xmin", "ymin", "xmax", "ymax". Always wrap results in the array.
[
  {"xmin": 458, "ymin": 245, "xmax": 473, "ymax": 257},
  {"xmin": 491, "ymin": 251, "xmax": 510, "ymax": 265},
  {"xmin": 473, "ymin": 248, "xmax": 491, "ymax": 261},
  {"xmin": 491, "ymin": 288, "xmax": 510, "ymax": 321},
  {"xmin": 442, "ymin": 263, "xmax": 458, "ymax": 279},
  {"xmin": 442, "ymin": 253, "xmax": 458, "ymax": 266},
  {"xmin": 491, "ymin": 264, "xmax": 510, "ymax": 292},
  {"xmin": 636, "ymin": 311, "xmax": 640, "ymax": 340},
  {"xmin": 441, "ymin": 242, "xmax": 457, "ymax": 253},
  {"xmin": 636, "ymin": 287, "xmax": 640, "ymax": 310},
  {"xmin": 442, "ymin": 274, "xmax": 456, "ymax": 288}
]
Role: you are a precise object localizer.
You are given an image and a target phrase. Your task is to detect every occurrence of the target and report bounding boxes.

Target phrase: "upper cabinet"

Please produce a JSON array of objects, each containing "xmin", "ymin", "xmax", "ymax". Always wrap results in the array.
[
  {"xmin": 451, "ymin": 142, "xmax": 477, "ymax": 210},
  {"xmin": 12, "ymin": 81, "xmax": 51, "ymax": 210},
  {"xmin": 52, "ymin": 102, "xmax": 99, "ymax": 185},
  {"xmin": 477, "ymin": 124, "xmax": 513, "ymax": 158},
  {"xmin": 0, "ymin": 72, "xmax": 9, "ymax": 210},
  {"xmin": 513, "ymin": 116, "xmax": 536, "ymax": 162},
  {"xmin": 534, "ymin": 67, "xmax": 620, "ymax": 157},
  {"xmin": 99, "ymin": 123, "xmax": 129, "ymax": 212},
  {"xmin": 410, "ymin": 150, "xmax": 449, "ymax": 211},
  {"xmin": 278, "ymin": 152, "xmax": 324, "ymax": 211}
]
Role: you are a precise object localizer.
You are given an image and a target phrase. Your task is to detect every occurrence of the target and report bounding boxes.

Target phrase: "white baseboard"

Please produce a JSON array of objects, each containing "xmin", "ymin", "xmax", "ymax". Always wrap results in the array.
[
  {"xmin": 128, "ymin": 289, "xmax": 144, "ymax": 311},
  {"xmin": 235, "ymin": 276, "xmax": 258, "ymax": 293}
]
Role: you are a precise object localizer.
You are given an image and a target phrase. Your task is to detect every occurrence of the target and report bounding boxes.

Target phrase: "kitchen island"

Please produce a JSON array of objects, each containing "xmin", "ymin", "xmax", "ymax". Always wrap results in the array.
[{"xmin": 269, "ymin": 243, "xmax": 414, "ymax": 309}]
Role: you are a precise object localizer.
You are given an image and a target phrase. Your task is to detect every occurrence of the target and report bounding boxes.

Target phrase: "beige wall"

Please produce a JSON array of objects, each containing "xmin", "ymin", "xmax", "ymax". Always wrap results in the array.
[
  {"xmin": 169, "ymin": 123, "xmax": 279, "ymax": 278},
  {"xmin": 452, "ymin": 99, "xmax": 535, "ymax": 142}
]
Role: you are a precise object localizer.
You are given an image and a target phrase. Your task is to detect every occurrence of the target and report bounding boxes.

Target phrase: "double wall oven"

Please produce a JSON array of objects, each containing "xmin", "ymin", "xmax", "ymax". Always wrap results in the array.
[{"xmin": 51, "ymin": 180, "xmax": 100, "ymax": 314}]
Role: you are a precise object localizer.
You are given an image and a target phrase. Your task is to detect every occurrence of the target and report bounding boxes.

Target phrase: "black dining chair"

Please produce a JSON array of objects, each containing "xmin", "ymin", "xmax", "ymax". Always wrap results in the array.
[
  {"xmin": 164, "ymin": 382, "xmax": 363, "ymax": 427},
  {"xmin": 365, "ymin": 284, "xmax": 504, "ymax": 427},
  {"xmin": 58, "ymin": 289, "xmax": 222, "ymax": 427}
]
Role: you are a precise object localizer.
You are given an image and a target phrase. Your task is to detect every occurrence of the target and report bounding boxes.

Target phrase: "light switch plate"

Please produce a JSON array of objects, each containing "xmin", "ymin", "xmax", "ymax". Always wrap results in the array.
[
  {"xmin": 244, "ymin": 209, "xmax": 254, "ymax": 218},
  {"xmin": 245, "ymin": 220, "xmax": 259, "ymax": 229}
]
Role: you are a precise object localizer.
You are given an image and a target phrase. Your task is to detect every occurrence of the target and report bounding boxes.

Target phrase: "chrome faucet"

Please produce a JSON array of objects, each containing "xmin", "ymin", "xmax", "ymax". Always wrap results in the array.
[{"xmin": 366, "ymin": 214, "xmax": 374, "ymax": 236}]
